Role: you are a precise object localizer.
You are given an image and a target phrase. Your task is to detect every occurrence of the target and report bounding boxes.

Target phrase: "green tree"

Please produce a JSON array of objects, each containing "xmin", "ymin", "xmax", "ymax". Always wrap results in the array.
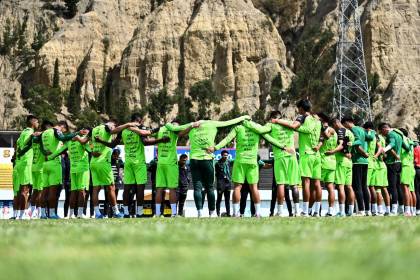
[
  {"xmin": 52, "ymin": 58, "xmax": 60, "ymax": 89},
  {"xmin": 116, "ymin": 90, "xmax": 130, "ymax": 123},
  {"xmin": 67, "ymin": 84, "xmax": 81, "ymax": 116},
  {"xmin": 189, "ymin": 80, "xmax": 220, "ymax": 120},
  {"xmin": 74, "ymin": 108, "xmax": 102, "ymax": 129},
  {"xmin": 147, "ymin": 87, "xmax": 174, "ymax": 125},
  {"xmin": 1, "ymin": 92, "xmax": 17, "ymax": 129},
  {"xmin": 174, "ymin": 87, "xmax": 194, "ymax": 124},
  {"xmin": 0, "ymin": 19, "xmax": 13, "ymax": 55},
  {"xmin": 268, "ymin": 73, "xmax": 284, "ymax": 109},
  {"xmin": 23, "ymin": 85, "xmax": 62, "ymax": 123}
]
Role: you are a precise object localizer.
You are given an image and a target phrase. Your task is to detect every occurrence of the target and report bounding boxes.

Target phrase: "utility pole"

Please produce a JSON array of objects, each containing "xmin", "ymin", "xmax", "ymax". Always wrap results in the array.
[{"xmin": 333, "ymin": 0, "xmax": 372, "ymax": 121}]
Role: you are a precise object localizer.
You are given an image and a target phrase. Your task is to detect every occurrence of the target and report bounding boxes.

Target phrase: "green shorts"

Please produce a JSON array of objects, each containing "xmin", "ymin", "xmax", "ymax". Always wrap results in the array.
[
  {"xmin": 32, "ymin": 171, "xmax": 44, "ymax": 191},
  {"xmin": 335, "ymin": 164, "xmax": 352, "ymax": 186},
  {"xmin": 299, "ymin": 153, "xmax": 321, "ymax": 180},
  {"xmin": 15, "ymin": 161, "xmax": 32, "ymax": 187},
  {"xmin": 123, "ymin": 161, "xmax": 147, "ymax": 185},
  {"xmin": 274, "ymin": 156, "xmax": 300, "ymax": 185},
  {"xmin": 367, "ymin": 168, "xmax": 374, "ymax": 187},
  {"xmin": 321, "ymin": 168, "xmax": 335, "ymax": 183},
  {"xmin": 372, "ymin": 168, "xmax": 388, "ymax": 187},
  {"xmin": 401, "ymin": 165, "xmax": 415, "ymax": 186},
  {"xmin": 12, "ymin": 167, "xmax": 19, "ymax": 196},
  {"xmin": 42, "ymin": 161, "xmax": 62, "ymax": 187},
  {"xmin": 232, "ymin": 162, "xmax": 259, "ymax": 184},
  {"xmin": 71, "ymin": 171, "xmax": 90, "ymax": 191},
  {"xmin": 91, "ymin": 163, "xmax": 114, "ymax": 187},
  {"xmin": 156, "ymin": 163, "xmax": 178, "ymax": 189}
]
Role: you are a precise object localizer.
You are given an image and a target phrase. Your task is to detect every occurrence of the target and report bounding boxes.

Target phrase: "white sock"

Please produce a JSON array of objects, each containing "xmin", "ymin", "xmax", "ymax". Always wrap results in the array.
[
  {"xmin": 328, "ymin": 207, "xmax": 334, "ymax": 214},
  {"xmin": 36, "ymin": 207, "xmax": 41, "ymax": 217},
  {"xmin": 314, "ymin": 202, "xmax": 321, "ymax": 214},
  {"xmin": 113, "ymin": 205, "xmax": 120, "ymax": 214},
  {"xmin": 308, "ymin": 207, "xmax": 313, "ymax": 215},
  {"xmin": 372, "ymin": 203, "xmax": 378, "ymax": 214},
  {"xmin": 348, "ymin": 205, "xmax": 354, "ymax": 215},
  {"xmin": 123, "ymin": 206, "xmax": 129, "ymax": 215},
  {"xmin": 378, "ymin": 204, "xmax": 383, "ymax": 214},
  {"xmin": 232, "ymin": 203, "xmax": 239, "ymax": 216},
  {"xmin": 412, "ymin": 207, "xmax": 416, "ymax": 215},
  {"xmin": 398, "ymin": 205, "xmax": 404, "ymax": 214},
  {"xmin": 136, "ymin": 206, "xmax": 143, "ymax": 216},
  {"xmin": 391, "ymin": 204, "xmax": 398, "ymax": 213},
  {"xmin": 78, "ymin": 207, "xmax": 84, "ymax": 216},
  {"xmin": 302, "ymin": 202, "xmax": 309, "ymax": 214},
  {"xmin": 70, "ymin": 208, "xmax": 75, "ymax": 216},
  {"xmin": 209, "ymin": 210, "xmax": 215, "ymax": 216},
  {"xmin": 277, "ymin": 203, "xmax": 284, "ymax": 215},
  {"xmin": 294, "ymin": 203, "xmax": 300, "ymax": 215},
  {"xmin": 170, "ymin": 204, "xmax": 177, "ymax": 216},
  {"xmin": 16, "ymin": 210, "xmax": 22, "ymax": 218},
  {"xmin": 197, "ymin": 209, "xmax": 203, "ymax": 217},
  {"xmin": 155, "ymin": 204, "xmax": 161, "ymax": 216},
  {"xmin": 94, "ymin": 206, "xmax": 101, "ymax": 216},
  {"xmin": 386, "ymin": 206, "xmax": 391, "ymax": 214},
  {"xmin": 41, "ymin": 208, "xmax": 46, "ymax": 217},
  {"xmin": 405, "ymin": 206, "xmax": 410, "ymax": 214},
  {"xmin": 30, "ymin": 205, "xmax": 36, "ymax": 214},
  {"xmin": 49, "ymin": 208, "xmax": 56, "ymax": 216},
  {"xmin": 339, "ymin": 204, "xmax": 345, "ymax": 214},
  {"xmin": 254, "ymin": 203, "xmax": 261, "ymax": 216}
]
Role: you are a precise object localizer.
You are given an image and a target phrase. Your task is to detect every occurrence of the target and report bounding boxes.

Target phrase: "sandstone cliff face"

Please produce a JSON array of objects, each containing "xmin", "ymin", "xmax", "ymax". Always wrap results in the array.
[
  {"xmin": 363, "ymin": 0, "xmax": 420, "ymax": 133},
  {"xmin": 116, "ymin": 0, "xmax": 292, "ymax": 116}
]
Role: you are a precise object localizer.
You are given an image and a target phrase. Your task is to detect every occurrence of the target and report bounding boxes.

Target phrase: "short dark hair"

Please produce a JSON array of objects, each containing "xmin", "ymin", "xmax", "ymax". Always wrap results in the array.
[
  {"xmin": 221, "ymin": 150, "xmax": 229, "ymax": 156},
  {"xmin": 57, "ymin": 120, "xmax": 69, "ymax": 130},
  {"xmin": 269, "ymin": 111, "xmax": 281, "ymax": 119},
  {"xmin": 378, "ymin": 122, "xmax": 390, "ymax": 130},
  {"xmin": 296, "ymin": 99, "xmax": 311, "ymax": 112},
  {"xmin": 179, "ymin": 154, "xmax": 188, "ymax": 160},
  {"xmin": 363, "ymin": 121, "xmax": 375, "ymax": 129},
  {"xmin": 41, "ymin": 120, "xmax": 54, "ymax": 130},
  {"xmin": 112, "ymin": 149, "xmax": 121, "ymax": 155},
  {"xmin": 341, "ymin": 116, "xmax": 354, "ymax": 124},
  {"xmin": 399, "ymin": 128, "xmax": 408, "ymax": 137},
  {"xmin": 317, "ymin": 112, "xmax": 330, "ymax": 124},
  {"xmin": 26, "ymin": 115, "xmax": 38, "ymax": 125},
  {"xmin": 131, "ymin": 113, "xmax": 142, "ymax": 122}
]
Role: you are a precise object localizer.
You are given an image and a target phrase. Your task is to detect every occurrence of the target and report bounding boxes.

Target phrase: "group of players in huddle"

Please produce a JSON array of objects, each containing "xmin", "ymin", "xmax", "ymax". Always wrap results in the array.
[{"xmin": 10, "ymin": 98, "xmax": 420, "ymax": 219}]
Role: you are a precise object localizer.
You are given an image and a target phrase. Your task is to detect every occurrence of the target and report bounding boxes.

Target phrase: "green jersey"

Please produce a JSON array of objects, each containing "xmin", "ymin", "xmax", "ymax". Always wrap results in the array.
[
  {"xmin": 384, "ymin": 130, "xmax": 403, "ymax": 164},
  {"xmin": 42, "ymin": 128, "xmax": 62, "ymax": 164},
  {"xmin": 68, "ymin": 139, "xmax": 90, "ymax": 173},
  {"xmin": 32, "ymin": 139, "xmax": 45, "ymax": 172},
  {"xmin": 365, "ymin": 130, "xmax": 377, "ymax": 167},
  {"xmin": 156, "ymin": 123, "xmax": 191, "ymax": 164},
  {"xmin": 336, "ymin": 127, "xmax": 354, "ymax": 168},
  {"xmin": 400, "ymin": 136, "xmax": 414, "ymax": 167},
  {"xmin": 122, "ymin": 128, "xmax": 145, "ymax": 164},
  {"xmin": 16, "ymin": 127, "xmax": 34, "ymax": 163},
  {"xmin": 215, "ymin": 125, "xmax": 260, "ymax": 164},
  {"xmin": 166, "ymin": 116, "xmax": 249, "ymax": 160},
  {"xmin": 320, "ymin": 128, "xmax": 337, "ymax": 170},
  {"xmin": 350, "ymin": 126, "xmax": 368, "ymax": 164},
  {"xmin": 91, "ymin": 125, "xmax": 112, "ymax": 164},
  {"xmin": 296, "ymin": 114, "xmax": 321, "ymax": 155}
]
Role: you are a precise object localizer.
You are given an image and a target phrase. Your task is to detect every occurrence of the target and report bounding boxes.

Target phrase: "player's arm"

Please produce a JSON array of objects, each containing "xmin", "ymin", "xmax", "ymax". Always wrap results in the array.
[
  {"xmin": 382, "ymin": 134, "xmax": 396, "ymax": 153},
  {"xmin": 110, "ymin": 122, "xmax": 139, "ymax": 134},
  {"xmin": 142, "ymin": 137, "xmax": 170, "ymax": 146},
  {"xmin": 47, "ymin": 142, "xmax": 69, "ymax": 160},
  {"xmin": 352, "ymin": 130, "xmax": 369, "ymax": 158},
  {"xmin": 401, "ymin": 139, "xmax": 410, "ymax": 152},
  {"xmin": 165, "ymin": 122, "xmax": 196, "ymax": 132},
  {"xmin": 262, "ymin": 134, "xmax": 295, "ymax": 155},
  {"xmin": 208, "ymin": 115, "xmax": 251, "ymax": 128},
  {"xmin": 272, "ymin": 117, "xmax": 302, "ymax": 130},
  {"xmin": 72, "ymin": 135, "xmax": 90, "ymax": 145},
  {"xmin": 207, "ymin": 128, "xmax": 237, "ymax": 153},
  {"xmin": 95, "ymin": 132, "xmax": 122, "ymax": 148},
  {"xmin": 242, "ymin": 120, "xmax": 271, "ymax": 134},
  {"xmin": 374, "ymin": 141, "xmax": 383, "ymax": 159}
]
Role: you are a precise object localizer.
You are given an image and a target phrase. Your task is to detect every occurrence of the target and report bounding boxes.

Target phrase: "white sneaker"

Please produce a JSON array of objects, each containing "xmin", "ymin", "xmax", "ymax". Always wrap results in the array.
[
  {"xmin": 416, "ymin": 210, "xmax": 420, "ymax": 215},
  {"xmin": 69, "ymin": 214, "xmax": 77, "ymax": 219},
  {"xmin": 197, "ymin": 210, "xmax": 203, "ymax": 218},
  {"xmin": 78, "ymin": 214, "xmax": 89, "ymax": 219}
]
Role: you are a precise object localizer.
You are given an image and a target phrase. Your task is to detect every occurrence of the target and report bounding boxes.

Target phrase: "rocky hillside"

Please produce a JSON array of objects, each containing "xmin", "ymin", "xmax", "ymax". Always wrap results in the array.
[{"xmin": 0, "ymin": 0, "xmax": 418, "ymax": 134}]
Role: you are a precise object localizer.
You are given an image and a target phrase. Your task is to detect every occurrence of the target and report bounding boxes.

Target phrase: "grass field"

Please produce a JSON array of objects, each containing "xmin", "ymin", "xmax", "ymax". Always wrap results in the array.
[{"xmin": 1, "ymin": 217, "xmax": 420, "ymax": 280}]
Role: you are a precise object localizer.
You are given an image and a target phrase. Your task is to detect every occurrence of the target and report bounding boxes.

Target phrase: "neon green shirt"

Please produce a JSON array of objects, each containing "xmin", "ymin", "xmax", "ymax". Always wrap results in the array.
[
  {"xmin": 296, "ymin": 115, "xmax": 321, "ymax": 156},
  {"xmin": 16, "ymin": 127, "xmax": 34, "ymax": 163},
  {"xmin": 122, "ymin": 128, "xmax": 145, "ymax": 164},
  {"xmin": 32, "ymin": 139, "xmax": 45, "ymax": 172},
  {"xmin": 68, "ymin": 139, "xmax": 90, "ymax": 173},
  {"xmin": 156, "ymin": 123, "xmax": 192, "ymax": 165},
  {"xmin": 320, "ymin": 128, "xmax": 337, "ymax": 170},
  {"xmin": 91, "ymin": 125, "xmax": 112, "ymax": 164},
  {"xmin": 400, "ymin": 136, "xmax": 414, "ymax": 167},
  {"xmin": 166, "ymin": 116, "xmax": 250, "ymax": 160},
  {"xmin": 365, "ymin": 130, "xmax": 377, "ymax": 168}
]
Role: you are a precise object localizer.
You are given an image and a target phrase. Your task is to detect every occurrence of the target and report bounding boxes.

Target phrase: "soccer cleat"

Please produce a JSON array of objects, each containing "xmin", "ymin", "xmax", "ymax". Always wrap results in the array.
[
  {"xmin": 311, "ymin": 212, "xmax": 319, "ymax": 217},
  {"xmin": 123, "ymin": 214, "xmax": 131, "ymax": 218},
  {"xmin": 326, "ymin": 213, "xmax": 333, "ymax": 217},
  {"xmin": 300, "ymin": 212, "xmax": 309, "ymax": 217},
  {"xmin": 384, "ymin": 212, "xmax": 390, "ymax": 216},
  {"xmin": 113, "ymin": 212, "xmax": 124, "ymax": 218},
  {"xmin": 69, "ymin": 214, "xmax": 77, "ymax": 219},
  {"xmin": 95, "ymin": 213, "xmax": 105, "ymax": 219},
  {"xmin": 9, "ymin": 217, "xmax": 16, "ymax": 220},
  {"xmin": 365, "ymin": 211, "xmax": 372, "ymax": 216},
  {"xmin": 78, "ymin": 214, "xmax": 89, "ymax": 219},
  {"xmin": 49, "ymin": 214, "xmax": 61, "ymax": 219}
]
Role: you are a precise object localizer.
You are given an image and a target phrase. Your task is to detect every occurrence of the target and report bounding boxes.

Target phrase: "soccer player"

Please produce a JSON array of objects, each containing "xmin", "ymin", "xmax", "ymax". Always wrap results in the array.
[
  {"xmin": 177, "ymin": 154, "xmax": 190, "ymax": 217},
  {"xmin": 208, "ymin": 120, "xmax": 282, "ymax": 218},
  {"xmin": 166, "ymin": 115, "xmax": 249, "ymax": 217},
  {"xmin": 364, "ymin": 121, "xmax": 379, "ymax": 215},
  {"xmin": 43, "ymin": 121, "xmax": 87, "ymax": 219},
  {"xmin": 271, "ymin": 100, "xmax": 322, "ymax": 217},
  {"xmin": 398, "ymin": 128, "xmax": 415, "ymax": 216},
  {"xmin": 342, "ymin": 117, "xmax": 370, "ymax": 215},
  {"xmin": 372, "ymin": 131, "xmax": 390, "ymax": 215},
  {"xmin": 153, "ymin": 119, "xmax": 193, "ymax": 217},
  {"xmin": 414, "ymin": 141, "xmax": 420, "ymax": 214},
  {"xmin": 244, "ymin": 111, "xmax": 299, "ymax": 217},
  {"xmin": 215, "ymin": 150, "xmax": 233, "ymax": 217},
  {"xmin": 90, "ymin": 118, "xmax": 144, "ymax": 218},
  {"xmin": 14, "ymin": 115, "xmax": 39, "ymax": 219},
  {"xmin": 327, "ymin": 118, "xmax": 355, "ymax": 216},
  {"xmin": 379, "ymin": 123, "xmax": 404, "ymax": 215},
  {"xmin": 317, "ymin": 113, "xmax": 337, "ymax": 216}
]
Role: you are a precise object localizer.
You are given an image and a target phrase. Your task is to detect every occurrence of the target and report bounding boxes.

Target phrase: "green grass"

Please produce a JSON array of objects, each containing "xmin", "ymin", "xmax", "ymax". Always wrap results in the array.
[{"xmin": 1, "ymin": 217, "xmax": 420, "ymax": 280}]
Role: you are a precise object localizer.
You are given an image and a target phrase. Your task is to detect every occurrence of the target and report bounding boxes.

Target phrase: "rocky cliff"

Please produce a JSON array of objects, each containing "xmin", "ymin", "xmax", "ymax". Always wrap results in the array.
[{"xmin": 0, "ymin": 0, "xmax": 418, "ymax": 134}]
